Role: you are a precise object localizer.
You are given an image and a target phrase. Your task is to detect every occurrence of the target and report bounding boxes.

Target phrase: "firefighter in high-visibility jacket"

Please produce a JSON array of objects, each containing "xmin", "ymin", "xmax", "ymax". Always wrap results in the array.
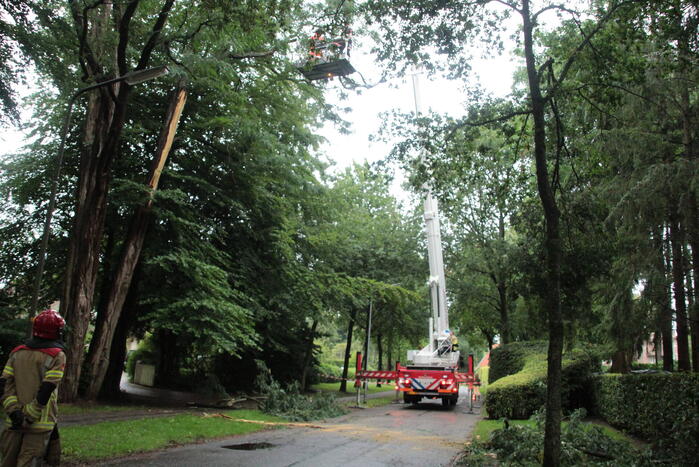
[{"xmin": 1, "ymin": 309, "xmax": 66, "ymax": 467}]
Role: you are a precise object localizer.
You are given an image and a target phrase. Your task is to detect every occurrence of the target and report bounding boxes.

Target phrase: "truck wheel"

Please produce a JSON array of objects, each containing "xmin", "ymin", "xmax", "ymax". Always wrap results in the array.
[
  {"xmin": 442, "ymin": 398, "xmax": 449, "ymax": 407},
  {"xmin": 450, "ymin": 397, "xmax": 458, "ymax": 406}
]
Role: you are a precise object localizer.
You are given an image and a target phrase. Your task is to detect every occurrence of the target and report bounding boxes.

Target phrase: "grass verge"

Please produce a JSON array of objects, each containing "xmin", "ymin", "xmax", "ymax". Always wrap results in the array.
[
  {"xmin": 61, "ymin": 403, "xmax": 148, "ymax": 416},
  {"xmin": 61, "ymin": 409, "xmax": 284, "ymax": 463}
]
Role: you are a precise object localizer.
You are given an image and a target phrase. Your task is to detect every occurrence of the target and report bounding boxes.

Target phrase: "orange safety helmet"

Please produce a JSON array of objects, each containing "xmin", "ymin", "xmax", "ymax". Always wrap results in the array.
[{"xmin": 33, "ymin": 309, "xmax": 66, "ymax": 339}]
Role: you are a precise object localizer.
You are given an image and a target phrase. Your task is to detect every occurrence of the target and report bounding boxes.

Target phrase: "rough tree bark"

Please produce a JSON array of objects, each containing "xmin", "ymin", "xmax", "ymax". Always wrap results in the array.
[
  {"xmin": 85, "ymin": 227, "xmax": 116, "ymax": 367},
  {"xmin": 61, "ymin": 84, "xmax": 132, "ymax": 401},
  {"xmin": 84, "ymin": 86, "xmax": 187, "ymax": 400}
]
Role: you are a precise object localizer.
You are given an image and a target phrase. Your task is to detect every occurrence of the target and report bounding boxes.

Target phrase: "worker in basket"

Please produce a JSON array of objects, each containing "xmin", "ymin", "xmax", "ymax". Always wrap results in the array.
[
  {"xmin": 308, "ymin": 29, "xmax": 326, "ymax": 62},
  {"xmin": 449, "ymin": 330, "xmax": 459, "ymax": 352},
  {"xmin": 308, "ymin": 25, "xmax": 352, "ymax": 63}
]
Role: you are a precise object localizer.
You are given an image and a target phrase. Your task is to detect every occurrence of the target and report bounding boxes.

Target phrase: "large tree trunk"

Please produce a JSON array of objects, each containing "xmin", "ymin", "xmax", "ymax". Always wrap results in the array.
[
  {"xmin": 609, "ymin": 287, "xmax": 633, "ymax": 374},
  {"xmin": 83, "ymin": 86, "xmax": 187, "ymax": 400},
  {"xmin": 483, "ymin": 330, "xmax": 494, "ymax": 351},
  {"xmin": 60, "ymin": 0, "xmax": 175, "ymax": 403},
  {"xmin": 685, "ymin": 255, "xmax": 696, "ymax": 371},
  {"xmin": 339, "ymin": 308, "xmax": 358, "ymax": 393},
  {"xmin": 99, "ymin": 262, "xmax": 142, "ymax": 400},
  {"xmin": 156, "ymin": 329, "xmax": 179, "ymax": 387},
  {"xmin": 652, "ymin": 225, "xmax": 674, "ymax": 371},
  {"xmin": 85, "ymin": 227, "xmax": 116, "ymax": 370},
  {"xmin": 300, "ymin": 319, "xmax": 318, "ymax": 391},
  {"xmin": 685, "ymin": 196, "xmax": 699, "ymax": 372},
  {"xmin": 61, "ymin": 85, "xmax": 131, "ymax": 402},
  {"xmin": 669, "ymin": 212, "xmax": 691, "ymax": 371},
  {"xmin": 522, "ymin": 2, "xmax": 563, "ymax": 464}
]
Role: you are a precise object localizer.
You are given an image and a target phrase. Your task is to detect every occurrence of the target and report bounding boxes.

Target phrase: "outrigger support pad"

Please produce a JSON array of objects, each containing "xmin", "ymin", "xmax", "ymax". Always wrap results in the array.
[{"xmin": 298, "ymin": 59, "xmax": 356, "ymax": 81}]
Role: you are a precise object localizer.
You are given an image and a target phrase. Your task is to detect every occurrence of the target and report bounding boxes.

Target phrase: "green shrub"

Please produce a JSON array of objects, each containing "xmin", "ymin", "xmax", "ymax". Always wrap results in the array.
[
  {"xmin": 318, "ymin": 362, "xmax": 343, "ymax": 381},
  {"xmin": 256, "ymin": 361, "xmax": 347, "ymax": 421},
  {"xmin": 591, "ymin": 372, "xmax": 699, "ymax": 464},
  {"xmin": 486, "ymin": 352, "xmax": 547, "ymax": 419},
  {"xmin": 561, "ymin": 350, "xmax": 601, "ymax": 411},
  {"xmin": 485, "ymin": 346, "xmax": 600, "ymax": 420},
  {"xmin": 459, "ymin": 409, "xmax": 652, "ymax": 466}
]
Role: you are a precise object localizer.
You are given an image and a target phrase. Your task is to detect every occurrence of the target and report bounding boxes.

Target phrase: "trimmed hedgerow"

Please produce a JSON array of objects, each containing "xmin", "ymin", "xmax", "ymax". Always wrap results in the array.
[
  {"xmin": 488, "ymin": 341, "xmax": 547, "ymax": 384},
  {"xmin": 485, "ymin": 345, "xmax": 600, "ymax": 420},
  {"xmin": 486, "ymin": 353, "xmax": 547, "ymax": 419},
  {"xmin": 591, "ymin": 372, "xmax": 699, "ymax": 464}
]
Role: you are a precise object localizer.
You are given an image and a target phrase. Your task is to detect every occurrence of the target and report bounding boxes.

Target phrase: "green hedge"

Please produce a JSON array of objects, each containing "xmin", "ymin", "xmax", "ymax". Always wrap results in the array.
[
  {"xmin": 488, "ymin": 341, "xmax": 547, "ymax": 384},
  {"xmin": 591, "ymin": 372, "xmax": 699, "ymax": 463},
  {"xmin": 485, "ymin": 345, "xmax": 599, "ymax": 420}
]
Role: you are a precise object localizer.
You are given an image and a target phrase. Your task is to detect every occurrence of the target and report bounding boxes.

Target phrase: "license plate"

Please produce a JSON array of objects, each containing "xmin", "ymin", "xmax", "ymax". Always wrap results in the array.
[{"xmin": 416, "ymin": 378, "xmax": 434, "ymax": 388}]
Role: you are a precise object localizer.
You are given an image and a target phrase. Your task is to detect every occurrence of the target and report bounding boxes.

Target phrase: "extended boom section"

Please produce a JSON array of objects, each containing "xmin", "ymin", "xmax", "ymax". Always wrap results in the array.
[{"xmin": 353, "ymin": 71, "xmax": 480, "ymax": 407}]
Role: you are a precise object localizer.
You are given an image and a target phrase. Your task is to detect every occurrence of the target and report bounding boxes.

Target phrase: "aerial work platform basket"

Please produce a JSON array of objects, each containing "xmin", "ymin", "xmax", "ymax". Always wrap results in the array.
[
  {"xmin": 298, "ymin": 58, "xmax": 356, "ymax": 81},
  {"xmin": 297, "ymin": 26, "xmax": 356, "ymax": 81}
]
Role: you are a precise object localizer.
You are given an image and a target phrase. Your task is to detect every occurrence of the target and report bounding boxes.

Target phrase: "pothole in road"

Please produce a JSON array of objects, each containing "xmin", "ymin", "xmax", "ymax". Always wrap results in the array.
[{"xmin": 222, "ymin": 442, "xmax": 276, "ymax": 450}]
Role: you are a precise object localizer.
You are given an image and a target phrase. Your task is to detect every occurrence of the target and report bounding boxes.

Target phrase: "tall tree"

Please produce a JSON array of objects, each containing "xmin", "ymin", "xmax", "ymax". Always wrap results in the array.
[
  {"xmin": 555, "ymin": 0, "xmax": 698, "ymax": 370},
  {"xmin": 362, "ymin": 1, "xmax": 637, "ymax": 462},
  {"xmin": 58, "ymin": 0, "xmax": 177, "ymax": 401},
  {"xmin": 83, "ymin": 84, "xmax": 187, "ymax": 399}
]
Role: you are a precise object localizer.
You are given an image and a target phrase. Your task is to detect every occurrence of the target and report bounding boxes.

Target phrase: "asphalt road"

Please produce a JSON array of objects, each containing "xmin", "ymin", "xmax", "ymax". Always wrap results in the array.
[{"xmin": 103, "ymin": 389, "xmax": 481, "ymax": 467}]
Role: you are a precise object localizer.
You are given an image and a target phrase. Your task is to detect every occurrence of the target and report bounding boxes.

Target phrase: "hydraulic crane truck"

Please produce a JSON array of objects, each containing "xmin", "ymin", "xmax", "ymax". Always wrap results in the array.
[
  {"xmin": 355, "ymin": 73, "xmax": 477, "ymax": 407},
  {"xmin": 354, "ymin": 187, "xmax": 477, "ymax": 407}
]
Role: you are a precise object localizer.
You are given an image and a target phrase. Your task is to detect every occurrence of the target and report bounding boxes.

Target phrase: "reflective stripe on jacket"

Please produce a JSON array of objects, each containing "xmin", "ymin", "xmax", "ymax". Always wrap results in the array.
[{"xmin": 1, "ymin": 347, "xmax": 65, "ymax": 433}]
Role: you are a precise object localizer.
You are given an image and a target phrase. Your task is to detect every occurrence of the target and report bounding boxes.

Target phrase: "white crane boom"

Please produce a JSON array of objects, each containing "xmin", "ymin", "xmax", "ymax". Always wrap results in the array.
[{"xmin": 408, "ymin": 71, "xmax": 458, "ymax": 368}]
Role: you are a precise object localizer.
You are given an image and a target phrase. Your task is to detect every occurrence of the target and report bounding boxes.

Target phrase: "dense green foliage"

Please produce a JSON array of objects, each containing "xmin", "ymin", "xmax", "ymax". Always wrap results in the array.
[
  {"xmin": 257, "ymin": 365, "xmax": 347, "ymax": 421},
  {"xmin": 486, "ymin": 342, "xmax": 600, "ymax": 420},
  {"xmin": 460, "ymin": 409, "xmax": 650, "ymax": 466},
  {"xmin": 591, "ymin": 373, "xmax": 699, "ymax": 464}
]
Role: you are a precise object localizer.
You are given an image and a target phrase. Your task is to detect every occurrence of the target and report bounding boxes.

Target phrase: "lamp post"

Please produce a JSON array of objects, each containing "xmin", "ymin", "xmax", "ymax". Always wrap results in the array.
[{"xmin": 29, "ymin": 66, "xmax": 169, "ymax": 317}]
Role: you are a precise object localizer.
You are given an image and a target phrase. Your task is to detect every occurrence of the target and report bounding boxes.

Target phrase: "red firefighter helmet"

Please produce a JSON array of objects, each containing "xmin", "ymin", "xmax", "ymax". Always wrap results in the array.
[{"xmin": 33, "ymin": 309, "xmax": 66, "ymax": 339}]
